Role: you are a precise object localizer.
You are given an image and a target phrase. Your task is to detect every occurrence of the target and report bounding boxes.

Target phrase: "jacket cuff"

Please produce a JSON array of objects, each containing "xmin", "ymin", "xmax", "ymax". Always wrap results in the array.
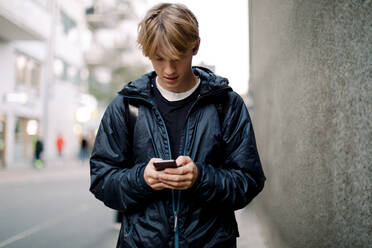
[{"xmin": 137, "ymin": 164, "xmax": 155, "ymax": 193}]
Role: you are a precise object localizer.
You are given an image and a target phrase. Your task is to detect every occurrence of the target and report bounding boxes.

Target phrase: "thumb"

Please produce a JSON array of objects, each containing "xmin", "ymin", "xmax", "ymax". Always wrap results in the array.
[{"xmin": 176, "ymin": 156, "xmax": 191, "ymax": 166}]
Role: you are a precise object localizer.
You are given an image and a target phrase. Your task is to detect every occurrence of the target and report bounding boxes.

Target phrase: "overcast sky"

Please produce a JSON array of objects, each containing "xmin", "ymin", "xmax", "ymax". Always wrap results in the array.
[{"xmin": 134, "ymin": 0, "xmax": 249, "ymax": 95}]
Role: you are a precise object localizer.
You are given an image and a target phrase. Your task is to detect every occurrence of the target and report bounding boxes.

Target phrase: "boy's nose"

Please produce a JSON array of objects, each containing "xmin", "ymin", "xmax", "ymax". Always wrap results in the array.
[{"xmin": 164, "ymin": 61, "xmax": 176, "ymax": 75}]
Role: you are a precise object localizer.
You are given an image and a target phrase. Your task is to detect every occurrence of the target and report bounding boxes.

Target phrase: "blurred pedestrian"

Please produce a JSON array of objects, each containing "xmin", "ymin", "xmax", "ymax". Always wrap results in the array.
[
  {"xmin": 79, "ymin": 137, "xmax": 88, "ymax": 162},
  {"xmin": 34, "ymin": 138, "xmax": 43, "ymax": 169},
  {"xmin": 56, "ymin": 134, "xmax": 65, "ymax": 157},
  {"xmin": 90, "ymin": 3, "xmax": 265, "ymax": 248}
]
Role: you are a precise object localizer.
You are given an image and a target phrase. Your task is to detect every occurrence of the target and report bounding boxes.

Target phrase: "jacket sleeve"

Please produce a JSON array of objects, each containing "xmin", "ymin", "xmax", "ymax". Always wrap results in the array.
[
  {"xmin": 89, "ymin": 95, "xmax": 154, "ymax": 213},
  {"xmin": 191, "ymin": 92, "xmax": 266, "ymax": 210}
]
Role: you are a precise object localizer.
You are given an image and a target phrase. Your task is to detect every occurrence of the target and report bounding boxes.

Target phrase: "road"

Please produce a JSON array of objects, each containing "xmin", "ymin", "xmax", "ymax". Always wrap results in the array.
[{"xmin": 0, "ymin": 161, "xmax": 266, "ymax": 248}]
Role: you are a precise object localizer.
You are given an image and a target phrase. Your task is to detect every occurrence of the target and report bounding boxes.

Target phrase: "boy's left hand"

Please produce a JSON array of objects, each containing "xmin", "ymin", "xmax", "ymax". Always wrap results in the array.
[{"xmin": 159, "ymin": 156, "xmax": 198, "ymax": 190}]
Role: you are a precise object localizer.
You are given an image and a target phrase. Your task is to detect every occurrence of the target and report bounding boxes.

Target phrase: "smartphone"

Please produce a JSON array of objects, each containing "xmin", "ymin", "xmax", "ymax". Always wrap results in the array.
[{"xmin": 153, "ymin": 160, "xmax": 178, "ymax": 171}]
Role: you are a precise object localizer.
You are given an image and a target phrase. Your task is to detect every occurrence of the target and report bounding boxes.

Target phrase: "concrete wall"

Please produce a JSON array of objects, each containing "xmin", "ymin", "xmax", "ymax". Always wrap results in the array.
[{"xmin": 249, "ymin": 1, "xmax": 371, "ymax": 247}]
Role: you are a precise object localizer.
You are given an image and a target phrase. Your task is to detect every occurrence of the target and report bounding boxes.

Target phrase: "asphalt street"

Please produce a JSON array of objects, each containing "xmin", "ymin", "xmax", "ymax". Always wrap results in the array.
[{"xmin": 0, "ymin": 161, "xmax": 266, "ymax": 248}]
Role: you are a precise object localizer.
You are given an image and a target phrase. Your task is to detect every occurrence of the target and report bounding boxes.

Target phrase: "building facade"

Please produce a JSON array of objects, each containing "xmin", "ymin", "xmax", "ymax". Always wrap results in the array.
[{"xmin": 0, "ymin": 0, "xmax": 96, "ymax": 168}]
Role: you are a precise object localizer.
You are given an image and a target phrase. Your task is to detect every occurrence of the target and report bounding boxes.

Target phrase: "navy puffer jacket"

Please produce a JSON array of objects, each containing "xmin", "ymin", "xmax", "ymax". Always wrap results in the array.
[{"xmin": 90, "ymin": 67, "xmax": 265, "ymax": 248}]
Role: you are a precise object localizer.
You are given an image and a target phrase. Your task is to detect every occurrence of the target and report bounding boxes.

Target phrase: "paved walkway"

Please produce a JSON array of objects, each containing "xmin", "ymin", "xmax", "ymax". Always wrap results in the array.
[
  {"xmin": 236, "ymin": 204, "xmax": 268, "ymax": 247},
  {"xmin": 0, "ymin": 160, "xmax": 267, "ymax": 247},
  {"xmin": 0, "ymin": 159, "xmax": 88, "ymax": 185}
]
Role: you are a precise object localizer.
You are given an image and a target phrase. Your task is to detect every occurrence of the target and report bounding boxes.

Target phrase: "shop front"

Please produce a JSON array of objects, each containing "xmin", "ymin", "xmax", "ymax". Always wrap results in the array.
[{"xmin": 14, "ymin": 117, "xmax": 40, "ymax": 165}]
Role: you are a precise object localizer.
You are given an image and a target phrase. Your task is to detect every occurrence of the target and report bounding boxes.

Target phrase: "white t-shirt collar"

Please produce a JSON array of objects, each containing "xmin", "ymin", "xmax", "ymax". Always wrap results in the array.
[{"xmin": 155, "ymin": 77, "xmax": 200, "ymax": 102}]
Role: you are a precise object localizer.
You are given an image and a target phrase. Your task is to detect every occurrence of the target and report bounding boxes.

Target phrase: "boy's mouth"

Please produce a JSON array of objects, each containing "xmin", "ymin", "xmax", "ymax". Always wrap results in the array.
[{"xmin": 164, "ymin": 76, "xmax": 178, "ymax": 82}]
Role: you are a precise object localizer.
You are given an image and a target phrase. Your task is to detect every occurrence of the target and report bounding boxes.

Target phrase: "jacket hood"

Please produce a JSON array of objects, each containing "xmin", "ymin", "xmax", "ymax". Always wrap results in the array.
[{"xmin": 119, "ymin": 66, "xmax": 231, "ymax": 99}]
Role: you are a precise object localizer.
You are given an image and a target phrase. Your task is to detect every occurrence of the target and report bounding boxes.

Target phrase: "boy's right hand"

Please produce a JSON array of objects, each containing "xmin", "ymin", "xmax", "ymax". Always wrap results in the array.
[{"xmin": 144, "ymin": 158, "xmax": 166, "ymax": 190}]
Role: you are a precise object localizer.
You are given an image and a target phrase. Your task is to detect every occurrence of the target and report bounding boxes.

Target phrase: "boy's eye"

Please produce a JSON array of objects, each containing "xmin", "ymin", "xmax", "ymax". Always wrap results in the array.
[{"xmin": 155, "ymin": 57, "xmax": 164, "ymax": 61}]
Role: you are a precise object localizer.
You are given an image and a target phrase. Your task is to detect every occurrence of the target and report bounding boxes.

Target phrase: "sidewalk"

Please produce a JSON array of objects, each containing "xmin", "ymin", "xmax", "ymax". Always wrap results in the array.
[
  {"xmin": 0, "ymin": 159, "xmax": 268, "ymax": 248},
  {"xmin": 0, "ymin": 159, "xmax": 89, "ymax": 185},
  {"xmin": 236, "ymin": 203, "xmax": 268, "ymax": 248}
]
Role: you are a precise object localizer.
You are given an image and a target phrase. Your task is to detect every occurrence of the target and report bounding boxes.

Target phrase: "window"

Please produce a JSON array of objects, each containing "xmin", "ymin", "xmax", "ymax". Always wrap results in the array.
[
  {"xmin": 15, "ymin": 52, "xmax": 41, "ymax": 96},
  {"xmin": 54, "ymin": 58, "xmax": 81, "ymax": 85},
  {"xmin": 60, "ymin": 10, "xmax": 77, "ymax": 35}
]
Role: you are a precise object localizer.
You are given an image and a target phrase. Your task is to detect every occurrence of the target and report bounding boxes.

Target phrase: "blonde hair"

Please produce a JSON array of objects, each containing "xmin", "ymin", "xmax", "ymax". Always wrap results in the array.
[{"xmin": 137, "ymin": 3, "xmax": 199, "ymax": 60}]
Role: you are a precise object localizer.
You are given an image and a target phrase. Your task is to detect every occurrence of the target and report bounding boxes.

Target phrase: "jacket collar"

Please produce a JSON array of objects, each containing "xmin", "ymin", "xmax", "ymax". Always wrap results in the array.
[{"xmin": 119, "ymin": 66, "xmax": 231, "ymax": 100}]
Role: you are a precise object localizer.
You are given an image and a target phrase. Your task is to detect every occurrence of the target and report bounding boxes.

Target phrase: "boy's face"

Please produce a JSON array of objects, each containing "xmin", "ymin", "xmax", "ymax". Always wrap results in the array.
[{"xmin": 150, "ymin": 48, "xmax": 197, "ymax": 93}]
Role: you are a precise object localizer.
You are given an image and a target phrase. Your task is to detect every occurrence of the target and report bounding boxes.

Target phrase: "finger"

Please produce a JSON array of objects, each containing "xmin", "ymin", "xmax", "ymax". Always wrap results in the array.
[
  {"xmin": 148, "ymin": 171, "xmax": 162, "ymax": 181},
  {"xmin": 161, "ymin": 180, "xmax": 192, "ymax": 190},
  {"xmin": 163, "ymin": 162, "xmax": 194, "ymax": 175},
  {"xmin": 151, "ymin": 182, "xmax": 167, "ymax": 190},
  {"xmin": 147, "ymin": 176, "xmax": 161, "ymax": 185},
  {"xmin": 176, "ymin": 156, "xmax": 191, "ymax": 166},
  {"xmin": 159, "ymin": 173, "xmax": 194, "ymax": 183},
  {"xmin": 146, "ymin": 158, "xmax": 162, "ymax": 172},
  {"xmin": 149, "ymin": 158, "xmax": 162, "ymax": 162}
]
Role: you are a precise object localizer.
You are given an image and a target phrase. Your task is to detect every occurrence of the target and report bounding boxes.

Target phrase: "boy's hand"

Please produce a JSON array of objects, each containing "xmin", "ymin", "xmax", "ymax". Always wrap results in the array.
[
  {"xmin": 144, "ymin": 158, "xmax": 167, "ymax": 190},
  {"xmin": 159, "ymin": 156, "xmax": 198, "ymax": 190}
]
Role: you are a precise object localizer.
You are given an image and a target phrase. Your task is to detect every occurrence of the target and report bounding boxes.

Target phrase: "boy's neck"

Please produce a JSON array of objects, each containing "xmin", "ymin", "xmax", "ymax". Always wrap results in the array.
[{"xmin": 181, "ymin": 71, "xmax": 199, "ymax": 92}]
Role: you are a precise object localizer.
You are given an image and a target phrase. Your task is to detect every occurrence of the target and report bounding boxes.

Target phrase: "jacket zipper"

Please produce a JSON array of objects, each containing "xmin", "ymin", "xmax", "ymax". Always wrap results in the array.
[{"xmin": 172, "ymin": 117, "xmax": 191, "ymax": 248}]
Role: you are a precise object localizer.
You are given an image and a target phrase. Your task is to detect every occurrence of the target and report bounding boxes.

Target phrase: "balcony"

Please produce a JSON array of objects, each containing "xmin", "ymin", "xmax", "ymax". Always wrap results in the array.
[{"xmin": 0, "ymin": 0, "xmax": 51, "ymax": 41}]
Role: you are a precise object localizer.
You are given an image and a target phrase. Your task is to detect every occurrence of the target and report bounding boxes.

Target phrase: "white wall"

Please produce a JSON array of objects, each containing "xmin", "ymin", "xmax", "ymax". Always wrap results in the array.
[
  {"xmin": 0, "ymin": 43, "xmax": 14, "ymax": 100},
  {"xmin": 46, "ymin": 81, "xmax": 81, "ymax": 159}
]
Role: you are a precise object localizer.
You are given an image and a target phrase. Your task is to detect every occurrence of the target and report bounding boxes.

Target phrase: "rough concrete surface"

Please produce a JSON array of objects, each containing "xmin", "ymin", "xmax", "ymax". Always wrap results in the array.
[{"xmin": 249, "ymin": 0, "xmax": 371, "ymax": 247}]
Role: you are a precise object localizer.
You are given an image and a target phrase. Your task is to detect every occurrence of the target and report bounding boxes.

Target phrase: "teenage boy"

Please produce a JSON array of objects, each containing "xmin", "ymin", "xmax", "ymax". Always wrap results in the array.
[{"xmin": 90, "ymin": 3, "xmax": 265, "ymax": 248}]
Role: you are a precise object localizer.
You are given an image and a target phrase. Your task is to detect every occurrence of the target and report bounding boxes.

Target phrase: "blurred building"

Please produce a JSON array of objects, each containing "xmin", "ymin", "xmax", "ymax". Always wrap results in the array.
[{"xmin": 0, "ymin": 0, "xmax": 96, "ymax": 168}]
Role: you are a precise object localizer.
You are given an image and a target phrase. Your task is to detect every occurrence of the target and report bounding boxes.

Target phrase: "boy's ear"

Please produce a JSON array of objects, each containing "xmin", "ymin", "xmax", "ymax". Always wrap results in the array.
[{"xmin": 192, "ymin": 39, "xmax": 201, "ymax": 55}]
